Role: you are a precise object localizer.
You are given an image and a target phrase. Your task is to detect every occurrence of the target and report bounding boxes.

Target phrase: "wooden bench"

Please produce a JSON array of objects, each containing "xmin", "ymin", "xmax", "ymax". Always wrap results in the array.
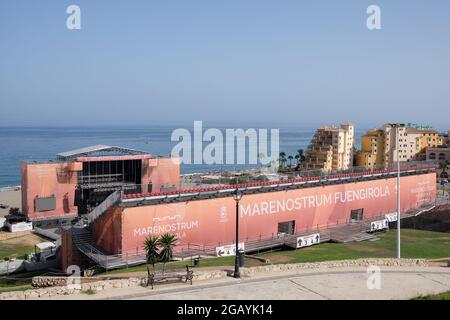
[{"xmin": 146, "ymin": 265, "xmax": 194, "ymax": 289}]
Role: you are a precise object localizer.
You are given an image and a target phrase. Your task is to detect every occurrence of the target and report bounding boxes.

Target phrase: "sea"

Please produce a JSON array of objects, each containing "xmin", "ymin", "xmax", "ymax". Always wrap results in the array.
[{"xmin": 0, "ymin": 124, "xmax": 370, "ymax": 189}]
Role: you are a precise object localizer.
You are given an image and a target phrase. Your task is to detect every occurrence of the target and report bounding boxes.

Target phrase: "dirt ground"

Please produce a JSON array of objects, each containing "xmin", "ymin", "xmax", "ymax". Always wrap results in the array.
[
  {"xmin": 0, "ymin": 231, "xmax": 45, "ymax": 244},
  {"xmin": 0, "ymin": 189, "xmax": 21, "ymax": 217},
  {"xmin": 0, "ymin": 231, "xmax": 47, "ymax": 259}
]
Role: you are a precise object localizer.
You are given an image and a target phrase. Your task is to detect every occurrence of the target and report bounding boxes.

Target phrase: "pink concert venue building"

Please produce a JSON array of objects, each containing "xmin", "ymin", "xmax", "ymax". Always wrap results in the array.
[{"xmin": 19, "ymin": 145, "xmax": 437, "ymax": 270}]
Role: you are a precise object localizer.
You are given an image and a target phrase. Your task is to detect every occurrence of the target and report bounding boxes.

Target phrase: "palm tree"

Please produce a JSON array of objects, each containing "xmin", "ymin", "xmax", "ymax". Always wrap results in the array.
[
  {"xmin": 158, "ymin": 233, "xmax": 178, "ymax": 274},
  {"xmin": 288, "ymin": 155, "xmax": 294, "ymax": 167},
  {"xmin": 144, "ymin": 235, "xmax": 159, "ymax": 286},
  {"xmin": 296, "ymin": 149, "xmax": 306, "ymax": 164},
  {"xmin": 144, "ymin": 236, "xmax": 159, "ymax": 271},
  {"xmin": 279, "ymin": 152, "xmax": 287, "ymax": 168},
  {"xmin": 440, "ymin": 162, "xmax": 449, "ymax": 179}
]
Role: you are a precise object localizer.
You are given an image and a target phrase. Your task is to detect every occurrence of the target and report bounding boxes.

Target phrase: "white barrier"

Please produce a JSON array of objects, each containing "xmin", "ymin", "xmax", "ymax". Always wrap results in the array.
[
  {"xmin": 370, "ymin": 219, "xmax": 388, "ymax": 232},
  {"xmin": 0, "ymin": 259, "xmax": 25, "ymax": 275},
  {"xmin": 6, "ymin": 221, "xmax": 33, "ymax": 233},
  {"xmin": 0, "ymin": 217, "xmax": 5, "ymax": 229},
  {"xmin": 385, "ymin": 213, "xmax": 398, "ymax": 222},
  {"xmin": 296, "ymin": 233, "xmax": 320, "ymax": 248},
  {"xmin": 216, "ymin": 242, "xmax": 245, "ymax": 257}
]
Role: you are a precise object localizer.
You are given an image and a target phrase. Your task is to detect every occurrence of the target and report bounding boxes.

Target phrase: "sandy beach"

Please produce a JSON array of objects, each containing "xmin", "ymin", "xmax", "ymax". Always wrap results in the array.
[{"xmin": 0, "ymin": 189, "xmax": 21, "ymax": 217}]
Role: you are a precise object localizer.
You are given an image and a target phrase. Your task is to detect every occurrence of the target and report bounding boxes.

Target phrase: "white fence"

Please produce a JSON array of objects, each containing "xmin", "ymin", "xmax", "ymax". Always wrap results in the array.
[
  {"xmin": 5, "ymin": 222, "xmax": 33, "ymax": 233},
  {"xmin": 0, "ymin": 259, "xmax": 25, "ymax": 275}
]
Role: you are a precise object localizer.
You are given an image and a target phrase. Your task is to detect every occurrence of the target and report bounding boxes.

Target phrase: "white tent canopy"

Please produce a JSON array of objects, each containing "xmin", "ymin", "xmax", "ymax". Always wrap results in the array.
[{"xmin": 35, "ymin": 242, "xmax": 56, "ymax": 251}]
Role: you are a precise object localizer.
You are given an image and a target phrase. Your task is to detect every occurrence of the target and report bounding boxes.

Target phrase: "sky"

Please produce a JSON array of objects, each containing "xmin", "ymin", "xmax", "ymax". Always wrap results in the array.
[{"xmin": 0, "ymin": 0, "xmax": 449, "ymax": 128}]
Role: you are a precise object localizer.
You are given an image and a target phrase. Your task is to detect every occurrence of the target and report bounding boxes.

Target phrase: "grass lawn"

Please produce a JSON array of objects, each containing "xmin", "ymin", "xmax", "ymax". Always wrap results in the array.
[
  {"xmin": 0, "ymin": 242, "xmax": 34, "ymax": 260},
  {"xmin": 1, "ymin": 229, "xmax": 447, "ymax": 293},
  {"xmin": 258, "ymin": 229, "xmax": 450, "ymax": 264},
  {"xmin": 0, "ymin": 270, "xmax": 48, "ymax": 293},
  {"xmin": 412, "ymin": 291, "xmax": 450, "ymax": 300},
  {"xmin": 0, "ymin": 232, "xmax": 47, "ymax": 260},
  {"xmin": 104, "ymin": 229, "xmax": 450, "ymax": 276}
]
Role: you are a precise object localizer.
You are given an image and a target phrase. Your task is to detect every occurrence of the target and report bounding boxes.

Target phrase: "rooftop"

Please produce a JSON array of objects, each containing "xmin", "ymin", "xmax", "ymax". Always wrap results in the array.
[{"xmin": 56, "ymin": 145, "xmax": 151, "ymax": 161}]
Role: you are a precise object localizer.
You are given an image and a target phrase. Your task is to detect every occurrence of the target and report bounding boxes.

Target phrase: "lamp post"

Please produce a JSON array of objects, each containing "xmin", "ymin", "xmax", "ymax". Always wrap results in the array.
[
  {"xmin": 441, "ymin": 179, "xmax": 447, "ymax": 198},
  {"xmin": 387, "ymin": 123, "xmax": 402, "ymax": 259},
  {"xmin": 233, "ymin": 189, "xmax": 242, "ymax": 279},
  {"xmin": 390, "ymin": 123, "xmax": 402, "ymax": 259},
  {"xmin": 396, "ymin": 128, "xmax": 401, "ymax": 259}
]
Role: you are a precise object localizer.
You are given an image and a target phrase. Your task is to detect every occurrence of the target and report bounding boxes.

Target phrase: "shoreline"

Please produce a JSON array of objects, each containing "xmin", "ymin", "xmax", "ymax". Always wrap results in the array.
[
  {"xmin": 0, "ymin": 186, "xmax": 21, "ymax": 192},
  {"xmin": 0, "ymin": 188, "xmax": 21, "ymax": 217}
]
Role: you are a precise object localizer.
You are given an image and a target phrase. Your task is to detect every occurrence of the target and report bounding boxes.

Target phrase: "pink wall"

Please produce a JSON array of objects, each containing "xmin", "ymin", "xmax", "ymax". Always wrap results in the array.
[
  {"xmin": 119, "ymin": 173, "xmax": 436, "ymax": 252},
  {"xmin": 22, "ymin": 161, "xmax": 79, "ymax": 221},
  {"xmin": 92, "ymin": 206, "xmax": 123, "ymax": 254},
  {"xmin": 142, "ymin": 157, "xmax": 180, "ymax": 192},
  {"xmin": 21, "ymin": 156, "xmax": 179, "ymax": 221}
]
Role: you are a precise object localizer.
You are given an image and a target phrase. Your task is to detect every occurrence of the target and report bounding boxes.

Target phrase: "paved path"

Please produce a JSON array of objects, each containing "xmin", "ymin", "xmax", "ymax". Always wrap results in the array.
[{"xmin": 50, "ymin": 266, "xmax": 450, "ymax": 300}]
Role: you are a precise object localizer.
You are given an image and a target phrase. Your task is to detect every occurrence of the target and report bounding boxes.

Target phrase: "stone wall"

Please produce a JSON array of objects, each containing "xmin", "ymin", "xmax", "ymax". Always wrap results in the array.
[
  {"xmin": 0, "ymin": 258, "xmax": 431, "ymax": 300},
  {"xmin": 32, "ymin": 276, "xmax": 70, "ymax": 288},
  {"xmin": 239, "ymin": 258, "xmax": 429, "ymax": 277}
]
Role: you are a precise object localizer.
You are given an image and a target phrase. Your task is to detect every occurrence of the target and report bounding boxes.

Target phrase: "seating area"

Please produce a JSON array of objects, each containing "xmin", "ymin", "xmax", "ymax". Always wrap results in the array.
[{"xmin": 122, "ymin": 165, "xmax": 435, "ymax": 200}]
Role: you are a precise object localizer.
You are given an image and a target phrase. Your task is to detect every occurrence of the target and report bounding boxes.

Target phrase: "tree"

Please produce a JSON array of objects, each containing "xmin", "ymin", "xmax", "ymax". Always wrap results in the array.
[
  {"xmin": 9, "ymin": 207, "xmax": 20, "ymax": 216},
  {"xmin": 296, "ymin": 149, "xmax": 306, "ymax": 164},
  {"xmin": 279, "ymin": 152, "xmax": 287, "ymax": 168},
  {"xmin": 144, "ymin": 235, "xmax": 160, "ymax": 286},
  {"xmin": 440, "ymin": 162, "xmax": 449, "ymax": 179},
  {"xmin": 144, "ymin": 236, "xmax": 159, "ymax": 271},
  {"xmin": 288, "ymin": 155, "xmax": 294, "ymax": 167},
  {"xmin": 158, "ymin": 233, "xmax": 178, "ymax": 274}
]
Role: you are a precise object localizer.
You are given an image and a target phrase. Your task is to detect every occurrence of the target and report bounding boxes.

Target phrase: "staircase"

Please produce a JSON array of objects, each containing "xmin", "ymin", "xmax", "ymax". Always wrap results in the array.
[
  {"xmin": 75, "ymin": 190, "xmax": 121, "ymax": 227},
  {"xmin": 72, "ymin": 228, "xmax": 108, "ymax": 266},
  {"xmin": 71, "ymin": 227, "xmax": 148, "ymax": 270},
  {"xmin": 328, "ymin": 222, "xmax": 378, "ymax": 243}
]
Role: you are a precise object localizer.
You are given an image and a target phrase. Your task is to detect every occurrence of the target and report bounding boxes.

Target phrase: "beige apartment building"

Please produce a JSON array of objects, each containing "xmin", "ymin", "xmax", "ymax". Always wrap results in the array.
[
  {"xmin": 301, "ymin": 123, "xmax": 354, "ymax": 172},
  {"xmin": 356, "ymin": 124, "xmax": 444, "ymax": 169}
]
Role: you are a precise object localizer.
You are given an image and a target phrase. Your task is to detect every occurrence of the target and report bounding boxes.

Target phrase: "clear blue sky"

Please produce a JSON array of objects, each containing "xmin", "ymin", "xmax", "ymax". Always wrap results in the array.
[{"xmin": 1, "ymin": 0, "xmax": 449, "ymax": 127}]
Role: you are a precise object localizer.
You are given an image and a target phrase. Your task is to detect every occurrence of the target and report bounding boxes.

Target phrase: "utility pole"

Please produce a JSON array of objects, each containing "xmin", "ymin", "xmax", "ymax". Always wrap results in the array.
[{"xmin": 395, "ymin": 125, "xmax": 401, "ymax": 259}]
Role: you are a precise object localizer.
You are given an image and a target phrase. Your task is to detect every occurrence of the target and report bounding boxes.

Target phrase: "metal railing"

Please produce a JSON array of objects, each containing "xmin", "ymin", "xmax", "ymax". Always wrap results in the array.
[
  {"xmin": 122, "ymin": 164, "xmax": 435, "ymax": 203},
  {"xmin": 73, "ymin": 199, "xmax": 440, "ymax": 270},
  {"xmin": 77, "ymin": 190, "xmax": 121, "ymax": 226}
]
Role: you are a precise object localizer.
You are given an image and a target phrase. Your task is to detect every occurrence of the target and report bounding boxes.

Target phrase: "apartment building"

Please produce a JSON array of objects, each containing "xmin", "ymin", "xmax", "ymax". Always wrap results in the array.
[
  {"xmin": 356, "ymin": 124, "xmax": 444, "ymax": 169},
  {"xmin": 301, "ymin": 123, "xmax": 354, "ymax": 172}
]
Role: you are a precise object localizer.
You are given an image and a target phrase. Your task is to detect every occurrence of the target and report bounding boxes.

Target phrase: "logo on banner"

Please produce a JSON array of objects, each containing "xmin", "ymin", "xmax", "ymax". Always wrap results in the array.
[{"xmin": 152, "ymin": 214, "xmax": 182, "ymax": 222}]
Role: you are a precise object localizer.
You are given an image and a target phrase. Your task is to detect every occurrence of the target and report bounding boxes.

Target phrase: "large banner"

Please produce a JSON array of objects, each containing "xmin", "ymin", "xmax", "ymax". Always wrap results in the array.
[
  {"xmin": 296, "ymin": 233, "xmax": 320, "ymax": 248},
  {"xmin": 370, "ymin": 219, "xmax": 389, "ymax": 232},
  {"xmin": 120, "ymin": 173, "xmax": 436, "ymax": 252},
  {"xmin": 215, "ymin": 243, "xmax": 245, "ymax": 257}
]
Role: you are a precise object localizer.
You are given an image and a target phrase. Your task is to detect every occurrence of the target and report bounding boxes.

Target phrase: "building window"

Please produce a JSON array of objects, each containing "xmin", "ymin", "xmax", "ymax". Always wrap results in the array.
[{"xmin": 429, "ymin": 153, "xmax": 436, "ymax": 160}]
